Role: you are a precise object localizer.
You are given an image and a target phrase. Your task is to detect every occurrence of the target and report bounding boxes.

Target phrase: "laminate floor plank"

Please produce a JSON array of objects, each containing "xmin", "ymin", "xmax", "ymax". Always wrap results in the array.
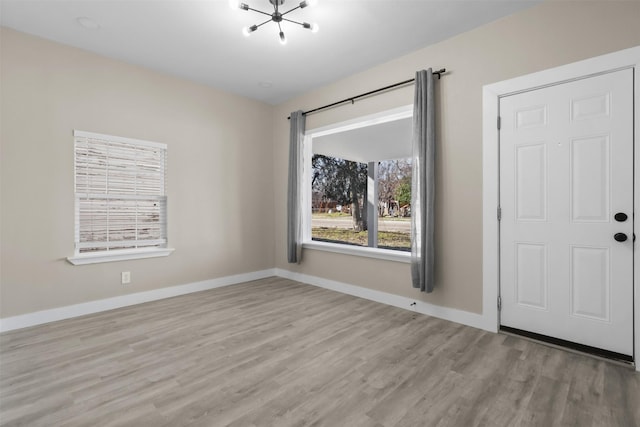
[{"xmin": 1, "ymin": 277, "xmax": 639, "ymax": 426}]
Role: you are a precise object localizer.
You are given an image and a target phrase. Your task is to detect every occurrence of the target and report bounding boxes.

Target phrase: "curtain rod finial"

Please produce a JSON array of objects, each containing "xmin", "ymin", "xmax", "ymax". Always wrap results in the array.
[{"xmin": 435, "ymin": 68, "xmax": 446, "ymax": 79}]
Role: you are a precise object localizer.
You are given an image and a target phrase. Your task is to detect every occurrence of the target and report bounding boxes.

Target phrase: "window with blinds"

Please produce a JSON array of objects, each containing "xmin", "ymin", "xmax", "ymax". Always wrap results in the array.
[{"xmin": 73, "ymin": 130, "xmax": 168, "ymax": 255}]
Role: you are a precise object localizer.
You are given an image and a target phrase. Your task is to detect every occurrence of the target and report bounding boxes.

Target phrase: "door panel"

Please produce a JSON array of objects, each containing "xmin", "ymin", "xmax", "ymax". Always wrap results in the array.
[
  {"xmin": 571, "ymin": 135, "xmax": 609, "ymax": 222},
  {"xmin": 500, "ymin": 69, "xmax": 634, "ymax": 356},
  {"xmin": 570, "ymin": 245, "xmax": 609, "ymax": 321},
  {"xmin": 515, "ymin": 242, "xmax": 548, "ymax": 309},
  {"xmin": 516, "ymin": 143, "xmax": 547, "ymax": 221}
]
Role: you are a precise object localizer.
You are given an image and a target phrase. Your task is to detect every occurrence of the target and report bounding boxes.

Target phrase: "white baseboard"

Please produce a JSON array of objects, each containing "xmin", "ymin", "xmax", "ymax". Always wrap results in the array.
[
  {"xmin": 0, "ymin": 269, "xmax": 277, "ymax": 333},
  {"xmin": 1, "ymin": 267, "xmax": 493, "ymax": 334},
  {"xmin": 275, "ymin": 268, "xmax": 494, "ymax": 332}
]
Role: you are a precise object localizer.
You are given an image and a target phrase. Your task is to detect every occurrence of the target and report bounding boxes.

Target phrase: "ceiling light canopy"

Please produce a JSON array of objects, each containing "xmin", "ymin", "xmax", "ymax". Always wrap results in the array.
[{"xmin": 231, "ymin": 0, "xmax": 319, "ymax": 45}]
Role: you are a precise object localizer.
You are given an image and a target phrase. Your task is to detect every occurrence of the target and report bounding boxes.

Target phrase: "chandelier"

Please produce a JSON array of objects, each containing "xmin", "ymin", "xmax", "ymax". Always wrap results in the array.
[{"xmin": 231, "ymin": 0, "xmax": 319, "ymax": 45}]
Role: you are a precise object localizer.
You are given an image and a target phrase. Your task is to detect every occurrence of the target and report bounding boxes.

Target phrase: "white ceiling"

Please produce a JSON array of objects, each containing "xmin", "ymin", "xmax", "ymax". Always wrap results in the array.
[
  {"xmin": 0, "ymin": 0, "xmax": 541, "ymax": 105},
  {"xmin": 313, "ymin": 116, "xmax": 412, "ymax": 163}
]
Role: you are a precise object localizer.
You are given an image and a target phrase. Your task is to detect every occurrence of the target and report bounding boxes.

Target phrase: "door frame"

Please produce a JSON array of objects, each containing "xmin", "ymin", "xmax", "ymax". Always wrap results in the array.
[{"xmin": 482, "ymin": 45, "xmax": 640, "ymax": 370}]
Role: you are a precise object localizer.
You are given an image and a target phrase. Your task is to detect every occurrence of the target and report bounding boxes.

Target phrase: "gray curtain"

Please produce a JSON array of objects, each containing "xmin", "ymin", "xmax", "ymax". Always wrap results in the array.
[
  {"xmin": 287, "ymin": 110, "xmax": 305, "ymax": 264},
  {"xmin": 410, "ymin": 69, "xmax": 435, "ymax": 292}
]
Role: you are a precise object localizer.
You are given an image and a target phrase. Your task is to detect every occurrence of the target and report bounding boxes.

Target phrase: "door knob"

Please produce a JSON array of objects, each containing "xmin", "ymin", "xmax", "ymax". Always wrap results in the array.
[
  {"xmin": 614, "ymin": 233, "xmax": 628, "ymax": 242},
  {"xmin": 614, "ymin": 212, "xmax": 628, "ymax": 222}
]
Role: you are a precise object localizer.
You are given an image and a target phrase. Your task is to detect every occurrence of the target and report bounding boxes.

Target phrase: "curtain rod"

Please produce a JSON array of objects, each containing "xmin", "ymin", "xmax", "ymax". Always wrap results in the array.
[{"xmin": 287, "ymin": 68, "xmax": 446, "ymax": 120}]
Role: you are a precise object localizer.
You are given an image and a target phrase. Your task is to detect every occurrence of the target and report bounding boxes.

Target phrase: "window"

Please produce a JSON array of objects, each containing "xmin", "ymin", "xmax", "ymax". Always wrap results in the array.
[
  {"xmin": 303, "ymin": 106, "xmax": 413, "ymax": 262},
  {"xmin": 67, "ymin": 130, "xmax": 173, "ymax": 265}
]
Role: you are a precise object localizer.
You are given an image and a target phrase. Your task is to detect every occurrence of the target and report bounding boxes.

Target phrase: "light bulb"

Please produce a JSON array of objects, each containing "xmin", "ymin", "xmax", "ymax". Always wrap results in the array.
[
  {"xmin": 243, "ymin": 25, "xmax": 257, "ymax": 37},
  {"xmin": 279, "ymin": 31, "xmax": 287, "ymax": 45},
  {"xmin": 233, "ymin": 2, "xmax": 249, "ymax": 10},
  {"xmin": 302, "ymin": 22, "xmax": 318, "ymax": 32}
]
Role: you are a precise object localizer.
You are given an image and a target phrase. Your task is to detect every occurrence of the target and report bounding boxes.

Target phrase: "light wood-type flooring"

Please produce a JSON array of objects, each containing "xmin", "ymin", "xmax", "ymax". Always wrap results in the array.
[{"xmin": 1, "ymin": 277, "xmax": 639, "ymax": 426}]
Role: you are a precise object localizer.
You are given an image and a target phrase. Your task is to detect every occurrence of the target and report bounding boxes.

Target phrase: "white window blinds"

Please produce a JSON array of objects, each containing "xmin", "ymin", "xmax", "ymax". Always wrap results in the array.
[{"xmin": 74, "ymin": 130, "xmax": 168, "ymax": 254}]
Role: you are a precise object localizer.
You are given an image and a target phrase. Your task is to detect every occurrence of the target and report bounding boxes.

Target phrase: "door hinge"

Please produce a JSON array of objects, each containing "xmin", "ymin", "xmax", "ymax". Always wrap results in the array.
[
  {"xmin": 497, "ymin": 206, "xmax": 502, "ymax": 221},
  {"xmin": 497, "ymin": 116, "xmax": 501, "ymax": 130},
  {"xmin": 497, "ymin": 296, "xmax": 502, "ymax": 311}
]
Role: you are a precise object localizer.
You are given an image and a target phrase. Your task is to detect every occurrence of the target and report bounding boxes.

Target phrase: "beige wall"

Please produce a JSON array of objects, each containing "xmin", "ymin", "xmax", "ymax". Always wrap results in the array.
[
  {"xmin": 0, "ymin": 28, "xmax": 275, "ymax": 318},
  {"xmin": 2, "ymin": 1, "xmax": 640, "ymax": 321},
  {"xmin": 273, "ymin": 1, "xmax": 640, "ymax": 314}
]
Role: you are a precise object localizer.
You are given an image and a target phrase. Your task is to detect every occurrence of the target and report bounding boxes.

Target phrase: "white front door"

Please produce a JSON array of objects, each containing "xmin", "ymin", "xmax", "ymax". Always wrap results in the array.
[{"xmin": 499, "ymin": 69, "xmax": 634, "ymax": 356}]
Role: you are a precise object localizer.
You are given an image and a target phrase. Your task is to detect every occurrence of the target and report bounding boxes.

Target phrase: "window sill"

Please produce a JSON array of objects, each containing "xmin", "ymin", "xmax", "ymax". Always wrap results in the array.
[
  {"xmin": 303, "ymin": 241, "xmax": 411, "ymax": 263},
  {"xmin": 67, "ymin": 247, "xmax": 175, "ymax": 265}
]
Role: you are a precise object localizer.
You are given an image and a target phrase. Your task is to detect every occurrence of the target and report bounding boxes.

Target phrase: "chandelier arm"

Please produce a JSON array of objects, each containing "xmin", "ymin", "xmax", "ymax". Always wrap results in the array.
[
  {"xmin": 255, "ymin": 17, "xmax": 273, "ymax": 28},
  {"xmin": 246, "ymin": 7, "xmax": 273, "ymax": 18},
  {"xmin": 280, "ymin": 5, "xmax": 302, "ymax": 17},
  {"xmin": 281, "ymin": 17, "xmax": 305, "ymax": 26}
]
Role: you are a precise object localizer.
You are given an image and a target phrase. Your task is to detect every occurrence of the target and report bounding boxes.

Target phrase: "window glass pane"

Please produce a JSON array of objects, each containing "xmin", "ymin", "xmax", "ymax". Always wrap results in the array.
[
  {"xmin": 311, "ymin": 155, "xmax": 368, "ymax": 247},
  {"xmin": 308, "ymin": 111, "xmax": 413, "ymax": 253},
  {"xmin": 377, "ymin": 159, "xmax": 411, "ymax": 252},
  {"xmin": 311, "ymin": 155, "xmax": 412, "ymax": 252}
]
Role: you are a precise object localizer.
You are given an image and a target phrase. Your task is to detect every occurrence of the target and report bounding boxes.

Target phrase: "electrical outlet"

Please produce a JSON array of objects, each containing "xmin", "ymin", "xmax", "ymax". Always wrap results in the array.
[{"xmin": 121, "ymin": 271, "xmax": 131, "ymax": 284}]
